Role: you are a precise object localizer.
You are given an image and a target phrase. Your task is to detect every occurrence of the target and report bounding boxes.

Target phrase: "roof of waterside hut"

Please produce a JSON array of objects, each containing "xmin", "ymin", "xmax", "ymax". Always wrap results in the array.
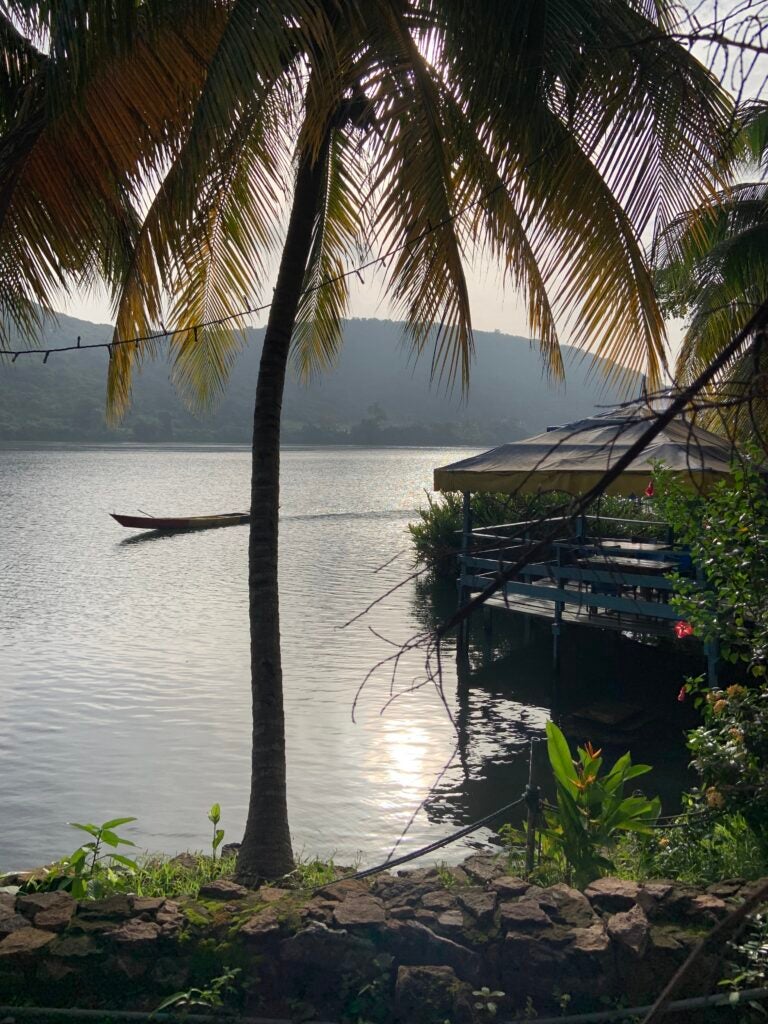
[{"xmin": 433, "ymin": 399, "xmax": 736, "ymax": 496}]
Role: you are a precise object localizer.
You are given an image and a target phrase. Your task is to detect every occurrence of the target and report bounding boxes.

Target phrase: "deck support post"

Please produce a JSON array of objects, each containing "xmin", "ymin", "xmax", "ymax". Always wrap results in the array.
[
  {"xmin": 552, "ymin": 601, "xmax": 563, "ymax": 671},
  {"xmin": 457, "ymin": 492, "xmax": 473, "ymax": 653}
]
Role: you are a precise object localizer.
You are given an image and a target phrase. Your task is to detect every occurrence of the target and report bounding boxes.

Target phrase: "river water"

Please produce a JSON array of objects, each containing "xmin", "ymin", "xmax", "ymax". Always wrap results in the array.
[{"xmin": 0, "ymin": 445, "xmax": 699, "ymax": 869}]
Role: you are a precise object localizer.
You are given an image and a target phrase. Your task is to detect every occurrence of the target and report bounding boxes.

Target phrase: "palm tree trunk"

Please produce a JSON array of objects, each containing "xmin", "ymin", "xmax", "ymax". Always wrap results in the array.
[{"xmin": 236, "ymin": 138, "xmax": 327, "ymax": 885}]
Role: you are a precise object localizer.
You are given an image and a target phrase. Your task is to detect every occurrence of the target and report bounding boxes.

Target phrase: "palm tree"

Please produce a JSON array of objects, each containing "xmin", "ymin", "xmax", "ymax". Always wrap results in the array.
[
  {"xmin": 0, "ymin": 0, "xmax": 733, "ymax": 882},
  {"xmin": 657, "ymin": 102, "xmax": 768, "ymax": 443}
]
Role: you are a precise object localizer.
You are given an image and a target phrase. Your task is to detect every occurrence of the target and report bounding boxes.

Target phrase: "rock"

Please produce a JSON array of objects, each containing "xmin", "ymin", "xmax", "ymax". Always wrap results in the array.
[
  {"xmin": 389, "ymin": 905, "xmax": 415, "ymax": 920},
  {"xmin": 460, "ymin": 854, "xmax": 504, "ymax": 886},
  {"xmin": 490, "ymin": 876, "xmax": 530, "ymax": 899},
  {"xmin": 607, "ymin": 905, "xmax": 650, "ymax": 958},
  {"xmin": 0, "ymin": 905, "xmax": 31, "ymax": 938},
  {"xmin": 0, "ymin": 870, "xmax": 44, "ymax": 886},
  {"xmin": 539, "ymin": 884, "xmax": 596, "ymax": 928},
  {"xmin": 499, "ymin": 900, "xmax": 551, "ymax": 931},
  {"xmin": 652, "ymin": 883, "xmax": 703, "ymax": 919},
  {"xmin": 220, "ymin": 843, "xmax": 241, "ymax": 860},
  {"xmin": 130, "ymin": 896, "xmax": 165, "ymax": 914},
  {"xmin": 685, "ymin": 893, "xmax": 729, "ymax": 922},
  {"xmin": 332, "ymin": 895, "xmax": 386, "ymax": 928},
  {"xmin": 421, "ymin": 891, "xmax": 456, "ymax": 912},
  {"xmin": 109, "ymin": 919, "xmax": 161, "ymax": 946},
  {"xmin": 706, "ymin": 879, "xmax": 744, "ymax": 899},
  {"xmin": 16, "ymin": 891, "xmax": 74, "ymax": 919},
  {"xmin": 0, "ymin": 895, "xmax": 14, "ymax": 912},
  {"xmin": 370, "ymin": 872, "xmax": 441, "ymax": 905},
  {"xmin": 34, "ymin": 902, "xmax": 75, "ymax": 932},
  {"xmin": 198, "ymin": 879, "xmax": 249, "ymax": 900},
  {"xmin": 257, "ymin": 886, "xmax": 292, "ymax": 903},
  {"xmin": 382, "ymin": 919, "xmax": 481, "ymax": 984},
  {"xmin": 169, "ymin": 852, "xmax": 198, "ymax": 870},
  {"xmin": 414, "ymin": 909, "xmax": 439, "ymax": 927},
  {"xmin": 49, "ymin": 934, "xmax": 100, "ymax": 958},
  {"xmin": 299, "ymin": 897, "xmax": 335, "ymax": 925},
  {"xmin": 637, "ymin": 881, "xmax": 674, "ymax": 912},
  {"xmin": 584, "ymin": 878, "xmax": 641, "ymax": 913},
  {"xmin": 280, "ymin": 921, "xmax": 379, "ymax": 1012},
  {"xmin": 0, "ymin": 928, "xmax": 56, "ymax": 957},
  {"xmin": 281, "ymin": 920, "xmax": 376, "ymax": 970},
  {"xmin": 501, "ymin": 931, "xmax": 568, "ymax": 1001},
  {"xmin": 434, "ymin": 910, "xmax": 466, "ymax": 939},
  {"xmin": 395, "ymin": 965, "xmax": 463, "ymax": 1024},
  {"xmin": 155, "ymin": 901, "xmax": 185, "ymax": 937},
  {"xmin": 570, "ymin": 922, "xmax": 611, "ymax": 955},
  {"xmin": 76, "ymin": 895, "xmax": 132, "ymax": 920},
  {"xmin": 317, "ymin": 878, "xmax": 369, "ymax": 901},
  {"xmin": 456, "ymin": 890, "xmax": 497, "ymax": 928},
  {"xmin": 240, "ymin": 906, "xmax": 282, "ymax": 941}
]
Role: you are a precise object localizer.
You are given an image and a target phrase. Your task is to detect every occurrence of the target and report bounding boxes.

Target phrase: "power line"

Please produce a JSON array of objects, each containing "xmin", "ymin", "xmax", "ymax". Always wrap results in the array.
[{"xmin": 0, "ymin": 178, "xmax": 511, "ymax": 364}]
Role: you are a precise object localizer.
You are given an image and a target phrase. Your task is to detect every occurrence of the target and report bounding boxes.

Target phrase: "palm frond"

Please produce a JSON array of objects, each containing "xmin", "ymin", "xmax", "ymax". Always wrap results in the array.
[{"xmin": 291, "ymin": 127, "xmax": 364, "ymax": 379}]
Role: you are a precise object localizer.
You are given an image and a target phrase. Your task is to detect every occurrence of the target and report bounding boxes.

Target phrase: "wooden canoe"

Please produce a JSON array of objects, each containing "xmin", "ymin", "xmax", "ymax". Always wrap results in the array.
[{"xmin": 111, "ymin": 512, "xmax": 250, "ymax": 531}]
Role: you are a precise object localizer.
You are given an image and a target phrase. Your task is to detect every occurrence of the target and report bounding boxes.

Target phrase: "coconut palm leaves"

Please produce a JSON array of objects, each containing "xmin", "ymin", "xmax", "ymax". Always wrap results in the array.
[
  {"xmin": 0, "ymin": 0, "xmax": 735, "ymax": 404},
  {"xmin": 657, "ymin": 101, "xmax": 768, "ymax": 442}
]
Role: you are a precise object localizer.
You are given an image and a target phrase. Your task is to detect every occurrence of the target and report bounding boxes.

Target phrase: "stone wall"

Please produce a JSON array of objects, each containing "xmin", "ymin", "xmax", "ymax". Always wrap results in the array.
[{"xmin": 0, "ymin": 855, "xmax": 757, "ymax": 1022}]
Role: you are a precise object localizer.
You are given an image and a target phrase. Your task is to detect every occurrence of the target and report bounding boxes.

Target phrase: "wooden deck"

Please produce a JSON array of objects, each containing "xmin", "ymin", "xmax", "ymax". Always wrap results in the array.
[{"xmin": 482, "ymin": 585, "xmax": 675, "ymax": 637}]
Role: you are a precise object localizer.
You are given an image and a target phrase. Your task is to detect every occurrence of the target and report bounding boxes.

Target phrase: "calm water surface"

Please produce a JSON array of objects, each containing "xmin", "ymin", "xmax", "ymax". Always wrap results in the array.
[{"xmin": 0, "ymin": 445, "xmax": 699, "ymax": 868}]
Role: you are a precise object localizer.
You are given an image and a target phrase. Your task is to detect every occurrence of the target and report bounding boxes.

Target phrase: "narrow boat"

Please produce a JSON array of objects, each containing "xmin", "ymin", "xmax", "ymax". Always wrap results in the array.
[{"xmin": 110, "ymin": 511, "xmax": 250, "ymax": 531}]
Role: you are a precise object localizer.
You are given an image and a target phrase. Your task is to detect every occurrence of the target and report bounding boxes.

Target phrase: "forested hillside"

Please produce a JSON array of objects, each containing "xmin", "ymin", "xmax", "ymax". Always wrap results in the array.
[{"xmin": 0, "ymin": 314, "xmax": 633, "ymax": 444}]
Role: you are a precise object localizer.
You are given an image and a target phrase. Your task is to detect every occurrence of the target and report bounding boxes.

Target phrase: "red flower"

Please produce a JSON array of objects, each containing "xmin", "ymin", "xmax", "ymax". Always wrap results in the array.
[
  {"xmin": 677, "ymin": 686, "xmax": 686, "ymax": 703},
  {"xmin": 644, "ymin": 480, "xmax": 655, "ymax": 498},
  {"xmin": 674, "ymin": 621, "xmax": 694, "ymax": 639}
]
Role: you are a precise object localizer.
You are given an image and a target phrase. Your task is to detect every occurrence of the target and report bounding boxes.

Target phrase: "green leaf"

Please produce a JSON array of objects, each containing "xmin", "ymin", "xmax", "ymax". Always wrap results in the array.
[
  {"xmin": 213, "ymin": 829, "xmax": 225, "ymax": 851},
  {"xmin": 100, "ymin": 817, "xmax": 137, "ymax": 830},
  {"xmin": 546, "ymin": 721, "xmax": 578, "ymax": 791},
  {"xmin": 69, "ymin": 822, "xmax": 100, "ymax": 837},
  {"xmin": 208, "ymin": 803, "xmax": 221, "ymax": 825},
  {"xmin": 153, "ymin": 992, "xmax": 189, "ymax": 1014},
  {"xmin": 109, "ymin": 853, "xmax": 138, "ymax": 871}
]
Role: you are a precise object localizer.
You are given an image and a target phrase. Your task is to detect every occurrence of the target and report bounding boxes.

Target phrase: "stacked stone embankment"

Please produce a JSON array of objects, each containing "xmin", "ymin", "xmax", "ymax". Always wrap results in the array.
[{"xmin": 0, "ymin": 855, "xmax": 757, "ymax": 1022}]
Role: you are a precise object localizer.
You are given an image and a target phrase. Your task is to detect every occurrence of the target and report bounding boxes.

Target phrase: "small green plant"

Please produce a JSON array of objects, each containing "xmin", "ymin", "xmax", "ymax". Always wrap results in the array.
[
  {"xmin": 154, "ymin": 966, "xmax": 241, "ymax": 1015},
  {"xmin": 473, "ymin": 987, "xmax": 504, "ymax": 1019},
  {"xmin": 723, "ymin": 911, "xmax": 768, "ymax": 990},
  {"xmin": 288, "ymin": 855, "xmax": 340, "ymax": 890},
  {"xmin": 343, "ymin": 954, "xmax": 393, "ymax": 1024},
  {"xmin": 522, "ymin": 995, "xmax": 538, "ymax": 1020},
  {"xmin": 20, "ymin": 816, "xmax": 138, "ymax": 899},
  {"xmin": 536, "ymin": 723, "xmax": 659, "ymax": 889},
  {"xmin": 208, "ymin": 803, "xmax": 225, "ymax": 864},
  {"xmin": 435, "ymin": 861, "xmax": 458, "ymax": 890}
]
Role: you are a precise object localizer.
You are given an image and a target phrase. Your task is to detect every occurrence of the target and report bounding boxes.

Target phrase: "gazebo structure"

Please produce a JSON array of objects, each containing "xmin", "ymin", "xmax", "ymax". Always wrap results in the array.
[{"xmin": 433, "ymin": 399, "xmax": 733, "ymax": 681}]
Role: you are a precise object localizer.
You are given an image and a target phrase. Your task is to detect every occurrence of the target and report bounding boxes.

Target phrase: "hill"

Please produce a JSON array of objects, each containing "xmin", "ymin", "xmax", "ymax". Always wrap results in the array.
[{"xmin": 0, "ymin": 313, "xmax": 634, "ymax": 444}]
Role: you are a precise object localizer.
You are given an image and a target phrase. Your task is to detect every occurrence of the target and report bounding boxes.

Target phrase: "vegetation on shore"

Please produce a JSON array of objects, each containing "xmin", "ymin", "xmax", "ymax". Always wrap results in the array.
[{"xmin": 409, "ymin": 490, "xmax": 662, "ymax": 569}]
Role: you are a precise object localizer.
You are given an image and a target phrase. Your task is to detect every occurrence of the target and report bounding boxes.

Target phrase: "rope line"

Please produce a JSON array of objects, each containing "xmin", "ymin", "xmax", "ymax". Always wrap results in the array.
[
  {"xmin": 0, "ymin": 174, "xmax": 516, "ymax": 363},
  {"xmin": 306, "ymin": 793, "xmax": 526, "ymax": 891}
]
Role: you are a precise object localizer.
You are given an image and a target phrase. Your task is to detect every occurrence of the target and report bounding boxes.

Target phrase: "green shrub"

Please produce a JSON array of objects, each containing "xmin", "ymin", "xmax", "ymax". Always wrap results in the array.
[
  {"xmin": 409, "ymin": 490, "xmax": 660, "ymax": 569},
  {"xmin": 685, "ymin": 680, "xmax": 768, "ymax": 850},
  {"xmin": 501, "ymin": 723, "xmax": 660, "ymax": 889},
  {"xmin": 652, "ymin": 455, "xmax": 768, "ymax": 674},
  {"xmin": 615, "ymin": 812, "xmax": 768, "ymax": 885}
]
